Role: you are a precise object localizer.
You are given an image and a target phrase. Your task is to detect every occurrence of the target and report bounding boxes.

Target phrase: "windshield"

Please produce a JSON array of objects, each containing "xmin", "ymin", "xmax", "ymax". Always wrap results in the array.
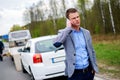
[
  {"xmin": 35, "ymin": 39, "xmax": 64, "ymax": 53},
  {"xmin": 11, "ymin": 32, "xmax": 28, "ymax": 39},
  {"xmin": 9, "ymin": 40, "xmax": 27, "ymax": 48}
]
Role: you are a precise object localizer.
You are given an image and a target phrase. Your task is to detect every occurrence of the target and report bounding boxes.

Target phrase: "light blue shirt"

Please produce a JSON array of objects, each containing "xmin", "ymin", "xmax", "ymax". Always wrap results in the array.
[{"xmin": 72, "ymin": 29, "xmax": 89, "ymax": 69}]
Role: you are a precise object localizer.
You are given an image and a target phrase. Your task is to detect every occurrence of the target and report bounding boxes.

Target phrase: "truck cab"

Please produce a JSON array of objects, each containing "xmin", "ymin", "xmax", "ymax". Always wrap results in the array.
[{"xmin": 8, "ymin": 30, "xmax": 31, "ymax": 71}]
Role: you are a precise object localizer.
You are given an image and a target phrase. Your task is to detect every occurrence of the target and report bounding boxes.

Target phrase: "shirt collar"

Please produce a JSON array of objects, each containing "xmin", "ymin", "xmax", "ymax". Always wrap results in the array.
[{"xmin": 72, "ymin": 27, "xmax": 81, "ymax": 32}]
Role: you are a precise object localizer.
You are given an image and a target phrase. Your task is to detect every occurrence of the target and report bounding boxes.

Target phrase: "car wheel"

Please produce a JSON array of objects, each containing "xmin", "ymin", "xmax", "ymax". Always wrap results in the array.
[
  {"xmin": 29, "ymin": 67, "xmax": 35, "ymax": 80},
  {"xmin": 11, "ymin": 56, "xmax": 14, "ymax": 61},
  {"xmin": 21, "ymin": 61, "xmax": 27, "ymax": 73}
]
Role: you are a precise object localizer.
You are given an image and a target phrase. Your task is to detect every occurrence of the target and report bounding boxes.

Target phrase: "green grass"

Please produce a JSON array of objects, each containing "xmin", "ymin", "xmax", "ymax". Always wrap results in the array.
[
  {"xmin": 94, "ymin": 41, "xmax": 120, "ymax": 66},
  {"xmin": 93, "ymin": 40, "xmax": 120, "ymax": 79}
]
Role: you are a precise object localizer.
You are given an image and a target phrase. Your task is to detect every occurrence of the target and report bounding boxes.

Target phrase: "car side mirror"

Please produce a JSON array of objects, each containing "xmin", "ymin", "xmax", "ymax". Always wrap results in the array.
[
  {"xmin": 18, "ymin": 48, "xmax": 23, "ymax": 52},
  {"xmin": 23, "ymin": 47, "xmax": 30, "ymax": 52}
]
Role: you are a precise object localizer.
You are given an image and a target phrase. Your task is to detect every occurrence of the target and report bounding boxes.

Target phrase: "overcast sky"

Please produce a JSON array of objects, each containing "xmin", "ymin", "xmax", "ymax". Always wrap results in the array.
[{"xmin": 0, "ymin": 0, "xmax": 41, "ymax": 35}]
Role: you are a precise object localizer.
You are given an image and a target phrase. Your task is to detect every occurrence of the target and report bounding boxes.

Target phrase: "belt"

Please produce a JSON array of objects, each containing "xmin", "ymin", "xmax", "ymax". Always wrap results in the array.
[{"xmin": 75, "ymin": 66, "xmax": 89, "ymax": 73}]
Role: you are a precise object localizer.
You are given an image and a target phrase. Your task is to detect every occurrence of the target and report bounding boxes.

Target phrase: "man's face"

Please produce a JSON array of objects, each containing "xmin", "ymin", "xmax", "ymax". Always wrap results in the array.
[{"xmin": 68, "ymin": 12, "xmax": 80, "ymax": 27}]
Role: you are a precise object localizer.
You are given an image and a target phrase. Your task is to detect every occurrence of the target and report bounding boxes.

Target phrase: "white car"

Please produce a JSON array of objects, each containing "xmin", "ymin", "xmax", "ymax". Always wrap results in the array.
[{"xmin": 19, "ymin": 35, "xmax": 66, "ymax": 80}]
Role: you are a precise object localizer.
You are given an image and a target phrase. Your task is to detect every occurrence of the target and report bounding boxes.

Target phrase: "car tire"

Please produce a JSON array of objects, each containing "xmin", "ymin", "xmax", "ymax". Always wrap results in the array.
[
  {"xmin": 29, "ymin": 67, "xmax": 35, "ymax": 80},
  {"xmin": 21, "ymin": 61, "xmax": 27, "ymax": 73},
  {"xmin": 11, "ymin": 56, "xmax": 14, "ymax": 61}
]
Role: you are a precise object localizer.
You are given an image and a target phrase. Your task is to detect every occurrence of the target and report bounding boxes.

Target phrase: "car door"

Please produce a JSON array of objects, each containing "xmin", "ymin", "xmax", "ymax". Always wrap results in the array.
[{"xmin": 21, "ymin": 41, "xmax": 32, "ymax": 73}]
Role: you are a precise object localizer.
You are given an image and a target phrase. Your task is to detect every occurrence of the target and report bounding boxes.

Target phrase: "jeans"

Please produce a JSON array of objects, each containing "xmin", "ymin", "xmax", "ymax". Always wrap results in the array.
[{"xmin": 68, "ymin": 68, "xmax": 95, "ymax": 80}]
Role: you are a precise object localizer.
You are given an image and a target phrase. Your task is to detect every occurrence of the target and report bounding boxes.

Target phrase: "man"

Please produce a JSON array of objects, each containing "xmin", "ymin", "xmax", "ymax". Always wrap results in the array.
[
  {"xmin": 53, "ymin": 8, "xmax": 98, "ymax": 80},
  {"xmin": 0, "ymin": 39, "xmax": 4, "ymax": 61}
]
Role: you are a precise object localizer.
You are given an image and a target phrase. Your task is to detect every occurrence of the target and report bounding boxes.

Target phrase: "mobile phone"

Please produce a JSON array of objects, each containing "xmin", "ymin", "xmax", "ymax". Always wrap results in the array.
[{"xmin": 66, "ymin": 19, "xmax": 71, "ymax": 27}]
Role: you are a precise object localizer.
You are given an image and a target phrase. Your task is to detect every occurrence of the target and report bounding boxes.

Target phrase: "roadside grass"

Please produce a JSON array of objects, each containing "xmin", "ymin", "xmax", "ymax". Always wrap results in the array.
[{"xmin": 93, "ymin": 35, "xmax": 120, "ymax": 79}]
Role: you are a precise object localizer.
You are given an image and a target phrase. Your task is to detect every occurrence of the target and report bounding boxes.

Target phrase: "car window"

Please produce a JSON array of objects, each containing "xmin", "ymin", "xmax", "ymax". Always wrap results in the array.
[
  {"xmin": 24, "ymin": 41, "xmax": 31, "ymax": 52},
  {"xmin": 35, "ymin": 39, "xmax": 63, "ymax": 53},
  {"xmin": 9, "ymin": 40, "xmax": 26, "ymax": 48}
]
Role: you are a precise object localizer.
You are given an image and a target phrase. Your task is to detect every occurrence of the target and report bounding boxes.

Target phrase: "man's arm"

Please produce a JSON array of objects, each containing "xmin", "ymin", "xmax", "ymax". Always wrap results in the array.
[{"xmin": 53, "ymin": 27, "xmax": 72, "ymax": 48}]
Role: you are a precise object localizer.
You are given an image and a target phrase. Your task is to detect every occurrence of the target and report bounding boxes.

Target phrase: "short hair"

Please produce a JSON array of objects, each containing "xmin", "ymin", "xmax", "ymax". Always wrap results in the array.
[{"xmin": 66, "ymin": 8, "xmax": 78, "ymax": 19}]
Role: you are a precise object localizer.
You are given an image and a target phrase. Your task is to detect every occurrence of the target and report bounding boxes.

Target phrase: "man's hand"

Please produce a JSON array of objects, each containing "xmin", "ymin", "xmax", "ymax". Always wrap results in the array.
[
  {"xmin": 66, "ymin": 19, "xmax": 72, "ymax": 27},
  {"xmin": 92, "ymin": 70, "xmax": 95, "ymax": 75}
]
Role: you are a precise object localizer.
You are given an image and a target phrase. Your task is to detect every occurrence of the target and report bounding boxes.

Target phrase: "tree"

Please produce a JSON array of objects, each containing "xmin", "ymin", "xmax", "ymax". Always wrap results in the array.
[
  {"xmin": 49, "ymin": 0, "xmax": 58, "ymax": 32},
  {"xmin": 36, "ymin": 1, "xmax": 45, "ymax": 21},
  {"xmin": 107, "ymin": 0, "xmax": 116, "ymax": 34},
  {"xmin": 60, "ymin": 0, "xmax": 66, "ymax": 17},
  {"xmin": 10, "ymin": 25, "xmax": 23, "ymax": 32},
  {"xmin": 78, "ymin": 0, "xmax": 87, "ymax": 28},
  {"xmin": 100, "ymin": 0, "xmax": 106, "ymax": 33},
  {"xmin": 23, "ymin": 9, "xmax": 31, "ymax": 25}
]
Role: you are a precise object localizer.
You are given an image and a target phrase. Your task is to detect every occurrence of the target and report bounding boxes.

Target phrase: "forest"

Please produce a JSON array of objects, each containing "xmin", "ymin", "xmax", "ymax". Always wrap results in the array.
[{"xmin": 11, "ymin": 0, "xmax": 120, "ymax": 38}]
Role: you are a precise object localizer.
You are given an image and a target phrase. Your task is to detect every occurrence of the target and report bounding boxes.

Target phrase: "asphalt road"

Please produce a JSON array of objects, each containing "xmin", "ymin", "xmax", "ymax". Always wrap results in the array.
[{"xmin": 0, "ymin": 56, "xmax": 30, "ymax": 80}]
